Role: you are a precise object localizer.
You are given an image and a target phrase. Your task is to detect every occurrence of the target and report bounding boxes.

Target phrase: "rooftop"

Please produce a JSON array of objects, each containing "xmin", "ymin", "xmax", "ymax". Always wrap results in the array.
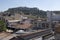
[
  {"xmin": 11, "ymin": 23, "xmax": 32, "ymax": 29},
  {"xmin": 10, "ymin": 29, "xmax": 52, "ymax": 40}
]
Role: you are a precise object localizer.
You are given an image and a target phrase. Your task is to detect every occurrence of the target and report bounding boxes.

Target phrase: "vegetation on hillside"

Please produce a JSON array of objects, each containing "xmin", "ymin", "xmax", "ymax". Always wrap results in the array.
[
  {"xmin": 4, "ymin": 7, "xmax": 47, "ymax": 18},
  {"xmin": 0, "ymin": 20, "xmax": 7, "ymax": 32},
  {"xmin": 1, "ymin": 7, "xmax": 60, "ymax": 18}
]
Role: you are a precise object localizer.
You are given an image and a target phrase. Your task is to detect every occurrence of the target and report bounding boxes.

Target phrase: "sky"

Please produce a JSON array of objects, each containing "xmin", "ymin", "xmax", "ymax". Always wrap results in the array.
[{"xmin": 0, "ymin": 0, "xmax": 60, "ymax": 12}]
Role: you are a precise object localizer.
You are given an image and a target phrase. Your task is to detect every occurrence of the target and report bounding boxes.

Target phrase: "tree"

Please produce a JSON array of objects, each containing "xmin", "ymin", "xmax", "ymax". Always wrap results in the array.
[{"xmin": 0, "ymin": 20, "xmax": 7, "ymax": 32}]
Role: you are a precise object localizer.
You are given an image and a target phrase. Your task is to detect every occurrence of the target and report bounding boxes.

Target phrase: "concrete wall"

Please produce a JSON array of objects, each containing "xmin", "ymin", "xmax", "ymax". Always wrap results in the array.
[{"xmin": 54, "ymin": 33, "xmax": 60, "ymax": 40}]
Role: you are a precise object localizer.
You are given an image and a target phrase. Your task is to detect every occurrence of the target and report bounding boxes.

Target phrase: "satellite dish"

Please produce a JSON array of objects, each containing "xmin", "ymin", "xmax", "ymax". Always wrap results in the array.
[
  {"xmin": 19, "ymin": 30, "xmax": 24, "ymax": 32},
  {"xmin": 15, "ymin": 30, "xmax": 24, "ymax": 33}
]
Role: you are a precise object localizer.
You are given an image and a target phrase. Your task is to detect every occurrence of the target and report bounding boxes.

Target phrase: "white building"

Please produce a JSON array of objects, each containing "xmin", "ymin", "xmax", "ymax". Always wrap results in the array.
[{"xmin": 47, "ymin": 11, "xmax": 60, "ymax": 22}]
